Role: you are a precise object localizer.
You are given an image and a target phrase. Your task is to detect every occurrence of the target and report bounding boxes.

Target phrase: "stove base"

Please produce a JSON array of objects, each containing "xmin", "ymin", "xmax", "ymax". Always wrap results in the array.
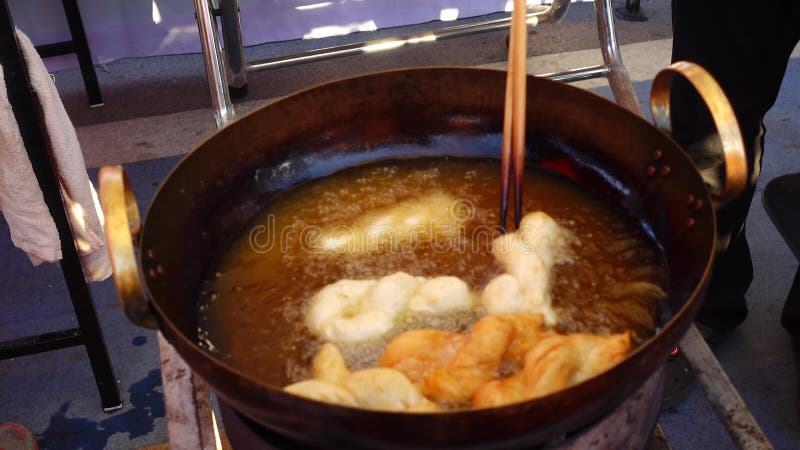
[{"xmin": 220, "ymin": 366, "xmax": 663, "ymax": 450}]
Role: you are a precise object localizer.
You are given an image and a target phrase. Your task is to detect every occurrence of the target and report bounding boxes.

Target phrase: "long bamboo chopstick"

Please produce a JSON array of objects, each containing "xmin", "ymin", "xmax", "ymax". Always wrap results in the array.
[{"xmin": 500, "ymin": 0, "xmax": 529, "ymax": 231}]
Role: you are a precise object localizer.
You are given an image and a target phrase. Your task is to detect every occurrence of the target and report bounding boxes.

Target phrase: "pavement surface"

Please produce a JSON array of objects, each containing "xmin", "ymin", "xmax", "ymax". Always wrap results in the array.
[{"xmin": 2, "ymin": 0, "xmax": 800, "ymax": 448}]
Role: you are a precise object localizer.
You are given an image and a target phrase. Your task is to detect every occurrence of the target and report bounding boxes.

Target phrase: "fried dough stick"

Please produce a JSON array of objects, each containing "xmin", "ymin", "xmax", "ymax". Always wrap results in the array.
[
  {"xmin": 473, "ymin": 332, "xmax": 631, "ymax": 408},
  {"xmin": 381, "ymin": 314, "xmax": 549, "ymax": 405},
  {"xmin": 379, "ymin": 330, "xmax": 465, "ymax": 384},
  {"xmin": 423, "ymin": 316, "xmax": 515, "ymax": 404},
  {"xmin": 501, "ymin": 314, "xmax": 554, "ymax": 368}
]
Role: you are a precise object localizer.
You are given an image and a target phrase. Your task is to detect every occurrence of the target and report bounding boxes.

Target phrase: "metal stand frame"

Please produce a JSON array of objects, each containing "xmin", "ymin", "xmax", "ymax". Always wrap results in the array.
[
  {"xmin": 194, "ymin": 0, "xmax": 233, "ymax": 128},
  {"xmin": 158, "ymin": 333, "xmax": 221, "ymax": 450},
  {"xmin": 33, "ymin": 0, "xmax": 103, "ymax": 107},
  {"xmin": 193, "ymin": 0, "xmax": 643, "ymax": 125},
  {"xmin": 163, "ymin": 1, "xmax": 772, "ymax": 448},
  {"xmin": 0, "ymin": 0, "xmax": 121, "ymax": 412},
  {"xmin": 679, "ymin": 326, "xmax": 772, "ymax": 448}
]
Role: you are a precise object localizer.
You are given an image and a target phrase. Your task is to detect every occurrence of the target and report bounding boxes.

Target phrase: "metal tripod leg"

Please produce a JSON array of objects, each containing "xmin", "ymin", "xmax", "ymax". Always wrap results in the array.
[
  {"xmin": 677, "ymin": 326, "xmax": 774, "ymax": 449},
  {"xmin": 594, "ymin": 0, "xmax": 641, "ymax": 115},
  {"xmin": 156, "ymin": 6, "xmax": 238, "ymax": 428},
  {"xmin": 193, "ymin": 0, "xmax": 234, "ymax": 127},
  {"xmin": 219, "ymin": 0, "xmax": 247, "ymax": 97}
]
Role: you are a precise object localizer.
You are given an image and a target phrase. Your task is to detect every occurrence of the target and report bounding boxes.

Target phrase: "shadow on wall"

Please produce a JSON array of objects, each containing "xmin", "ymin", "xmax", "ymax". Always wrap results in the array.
[{"xmin": 36, "ymin": 366, "xmax": 164, "ymax": 450}]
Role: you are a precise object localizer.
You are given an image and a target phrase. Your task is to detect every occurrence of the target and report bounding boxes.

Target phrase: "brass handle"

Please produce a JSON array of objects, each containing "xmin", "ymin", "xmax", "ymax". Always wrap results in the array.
[
  {"xmin": 98, "ymin": 166, "xmax": 158, "ymax": 329},
  {"xmin": 650, "ymin": 61, "xmax": 748, "ymax": 205}
]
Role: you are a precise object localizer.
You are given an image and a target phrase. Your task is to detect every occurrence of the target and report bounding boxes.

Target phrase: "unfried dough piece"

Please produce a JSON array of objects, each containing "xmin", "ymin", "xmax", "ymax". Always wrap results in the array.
[
  {"xmin": 481, "ymin": 212, "xmax": 573, "ymax": 326},
  {"xmin": 313, "ymin": 191, "xmax": 465, "ymax": 255},
  {"xmin": 472, "ymin": 331, "xmax": 631, "ymax": 408},
  {"xmin": 306, "ymin": 272, "xmax": 473, "ymax": 344}
]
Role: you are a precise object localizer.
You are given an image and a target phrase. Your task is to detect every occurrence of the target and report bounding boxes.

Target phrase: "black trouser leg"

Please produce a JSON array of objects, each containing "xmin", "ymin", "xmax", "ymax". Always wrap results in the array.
[
  {"xmin": 670, "ymin": 0, "xmax": 800, "ymax": 332},
  {"xmin": 694, "ymin": 227, "xmax": 752, "ymax": 331},
  {"xmin": 782, "ymin": 269, "xmax": 800, "ymax": 336}
]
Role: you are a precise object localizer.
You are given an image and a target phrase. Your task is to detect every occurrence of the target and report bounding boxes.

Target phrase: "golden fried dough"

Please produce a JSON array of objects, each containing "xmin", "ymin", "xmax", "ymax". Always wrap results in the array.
[
  {"xmin": 422, "ymin": 316, "xmax": 515, "ymax": 404},
  {"xmin": 566, "ymin": 331, "xmax": 631, "ymax": 384},
  {"xmin": 519, "ymin": 335, "xmax": 582, "ymax": 399},
  {"xmin": 472, "ymin": 373, "xmax": 525, "ymax": 408},
  {"xmin": 473, "ymin": 331, "xmax": 631, "ymax": 408},
  {"xmin": 499, "ymin": 314, "xmax": 552, "ymax": 369},
  {"xmin": 308, "ymin": 314, "xmax": 631, "ymax": 411},
  {"xmin": 523, "ymin": 332, "xmax": 630, "ymax": 398},
  {"xmin": 379, "ymin": 329, "xmax": 464, "ymax": 383},
  {"xmin": 379, "ymin": 314, "xmax": 550, "ymax": 405}
]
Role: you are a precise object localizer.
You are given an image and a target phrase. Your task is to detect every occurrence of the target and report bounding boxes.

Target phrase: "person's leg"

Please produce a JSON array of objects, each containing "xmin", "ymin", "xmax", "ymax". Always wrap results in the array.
[
  {"xmin": 783, "ymin": 269, "xmax": 800, "ymax": 415},
  {"xmin": 695, "ymin": 226, "xmax": 752, "ymax": 331},
  {"xmin": 670, "ymin": 0, "xmax": 800, "ymax": 332},
  {"xmin": 781, "ymin": 269, "xmax": 800, "ymax": 335}
]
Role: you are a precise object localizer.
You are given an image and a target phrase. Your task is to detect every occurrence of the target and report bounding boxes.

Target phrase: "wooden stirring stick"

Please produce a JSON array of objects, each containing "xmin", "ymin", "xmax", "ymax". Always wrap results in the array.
[{"xmin": 500, "ymin": 0, "xmax": 529, "ymax": 231}]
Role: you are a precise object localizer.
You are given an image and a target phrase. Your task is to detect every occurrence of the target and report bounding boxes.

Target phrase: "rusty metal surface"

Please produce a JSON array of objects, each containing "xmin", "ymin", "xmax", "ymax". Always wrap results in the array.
[
  {"xmin": 123, "ymin": 67, "xmax": 718, "ymax": 448},
  {"xmin": 158, "ymin": 332, "xmax": 221, "ymax": 450},
  {"xmin": 679, "ymin": 325, "xmax": 774, "ymax": 450}
]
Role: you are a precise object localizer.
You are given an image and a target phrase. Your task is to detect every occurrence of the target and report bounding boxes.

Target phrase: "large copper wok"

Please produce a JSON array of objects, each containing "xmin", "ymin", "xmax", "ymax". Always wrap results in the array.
[{"xmin": 98, "ymin": 64, "xmax": 746, "ymax": 448}]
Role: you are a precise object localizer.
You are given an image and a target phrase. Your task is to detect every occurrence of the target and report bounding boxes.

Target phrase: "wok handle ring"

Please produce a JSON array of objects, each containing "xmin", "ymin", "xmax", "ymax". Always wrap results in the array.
[
  {"xmin": 98, "ymin": 166, "xmax": 159, "ymax": 329},
  {"xmin": 650, "ymin": 61, "xmax": 748, "ymax": 205}
]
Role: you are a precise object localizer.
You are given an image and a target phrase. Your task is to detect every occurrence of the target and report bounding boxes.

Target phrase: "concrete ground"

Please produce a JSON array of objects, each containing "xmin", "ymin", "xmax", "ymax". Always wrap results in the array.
[{"xmin": 1, "ymin": 0, "xmax": 799, "ymax": 448}]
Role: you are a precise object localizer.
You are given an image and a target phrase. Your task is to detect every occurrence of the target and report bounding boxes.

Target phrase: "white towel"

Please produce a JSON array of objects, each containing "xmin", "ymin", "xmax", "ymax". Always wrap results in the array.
[{"xmin": 0, "ymin": 29, "xmax": 111, "ymax": 282}]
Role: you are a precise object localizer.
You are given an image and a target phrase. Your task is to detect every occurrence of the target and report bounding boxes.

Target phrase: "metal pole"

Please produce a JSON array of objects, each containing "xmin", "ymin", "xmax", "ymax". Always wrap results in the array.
[
  {"xmin": 193, "ymin": 0, "xmax": 234, "ymax": 127},
  {"xmin": 245, "ymin": 0, "xmax": 571, "ymax": 73},
  {"xmin": 594, "ymin": 0, "xmax": 641, "ymax": 114},
  {"xmin": 218, "ymin": 0, "xmax": 247, "ymax": 96},
  {"xmin": 539, "ymin": 64, "xmax": 609, "ymax": 83},
  {"xmin": 679, "ymin": 325, "xmax": 774, "ymax": 450}
]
